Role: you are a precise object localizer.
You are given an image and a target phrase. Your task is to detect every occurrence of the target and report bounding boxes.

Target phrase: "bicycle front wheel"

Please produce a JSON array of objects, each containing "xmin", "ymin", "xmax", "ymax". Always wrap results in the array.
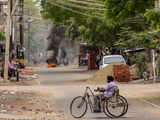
[
  {"xmin": 103, "ymin": 96, "xmax": 126, "ymax": 118},
  {"xmin": 70, "ymin": 96, "xmax": 88, "ymax": 118}
]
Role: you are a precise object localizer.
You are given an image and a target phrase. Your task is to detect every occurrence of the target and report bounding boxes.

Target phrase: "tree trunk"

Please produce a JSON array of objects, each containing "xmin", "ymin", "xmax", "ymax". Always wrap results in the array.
[{"xmin": 146, "ymin": 48, "xmax": 151, "ymax": 62}]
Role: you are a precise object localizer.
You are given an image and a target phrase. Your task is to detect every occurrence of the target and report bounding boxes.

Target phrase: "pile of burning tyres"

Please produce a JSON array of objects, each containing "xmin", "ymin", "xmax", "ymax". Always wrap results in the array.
[
  {"xmin": 48, "ymin": 62, "xmax": 56, "ymax": 67},
  {"xmin": 46, "ymin": 58, "xmax": 56, "ymax": 67}
]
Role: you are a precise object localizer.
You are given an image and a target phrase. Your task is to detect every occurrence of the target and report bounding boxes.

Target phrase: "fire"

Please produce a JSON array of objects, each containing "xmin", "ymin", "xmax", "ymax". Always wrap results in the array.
[{"xmin": 48, "ymin": 62, "xmax": 56, "ymax": 67}]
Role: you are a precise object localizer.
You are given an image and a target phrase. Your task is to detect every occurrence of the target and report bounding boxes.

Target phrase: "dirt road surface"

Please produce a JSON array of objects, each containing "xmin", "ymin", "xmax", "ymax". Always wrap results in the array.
[
  {"xmin": 0, "ymin": 65, "xmax": 160, "ymax": 120},
  {"xmin": 37, "ymin": 66, "xmax": 160, "ymax": 120}
]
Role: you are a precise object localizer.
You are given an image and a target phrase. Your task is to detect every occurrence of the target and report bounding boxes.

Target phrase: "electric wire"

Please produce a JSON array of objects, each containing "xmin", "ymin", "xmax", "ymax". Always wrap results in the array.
[
  {"xmin": 47, "ymin": 1, "xmax": 104, "ymax": 19},
  {"xmin": 67, "ymin": 0, "xmax": 104, "ymax": 7},
  {"xmin": 1, "ymin": 0, "xmax": 105, "ymax": 27},
  {"xmin": 54, "ymin": 0, "xmax": 106, "ymax": 11},
  {"xmin": 79, "ymin": 0, "xmax": 104, "ymax": 4}
]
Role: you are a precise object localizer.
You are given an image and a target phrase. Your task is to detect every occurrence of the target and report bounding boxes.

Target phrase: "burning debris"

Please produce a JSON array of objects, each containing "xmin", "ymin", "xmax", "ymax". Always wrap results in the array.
[{"xmin": 47, "ymin": 24, "xmax": 79, "ymax": 66}]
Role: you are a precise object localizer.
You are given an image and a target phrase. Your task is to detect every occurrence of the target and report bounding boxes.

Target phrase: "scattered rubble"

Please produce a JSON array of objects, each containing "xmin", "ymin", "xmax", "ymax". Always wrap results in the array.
[
  {"xmin": 0, "ymin": 90, "xmax": 67, "ymax": 120},
  {"xmin": 0, "ymin": 69, "xmax": 40, "ymax": 86},
  {"xmin": 19, "ymin": 70, "xmax": 39, "ymax": 80}
]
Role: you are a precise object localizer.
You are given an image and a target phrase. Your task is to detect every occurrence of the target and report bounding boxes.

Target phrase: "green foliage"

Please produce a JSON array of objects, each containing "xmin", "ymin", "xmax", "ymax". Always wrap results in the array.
[
  {"xmin": 144, "ymin": 9, "xmax": 160, "ymax": 29},
  {"xmin": 105, "ymin": 0, "xmax": 155, "ymax": 25},
  {"xmin": 41, "ymin": 0, "xmax": 93, "ymax": 24},
  {"xmin": 116, "ymin": 30, "xmax": 159, "ymax": 49},
  {"xmin": 135, "ymin": 52, "xmax": 148, "ymax": 78},
  {"xmin": 115, "ymin": 27, "xmax": 136, "ymax": 49},
  {"xmin": 40, "ymin": 0, "xmax": 118, "ymax": 47},
  {"xmin": 40, "ymin": 0, "xmax": 158, "ymax": 50},
  {"xmin": 0, "ymin": 32, "xmax": 6, "ymax": 41},
  {"xmin": 24, "ymin": 0, "xmax": 40, "ymax": 17},
  {"xmin": 124, "ymin": 14, "xmax": 149, "ymax": 32},
  {"xmin": 116, "ymin": 28, "xmax": 160, "ymax": 50},
  {"xmin": 132, "ymin": 32, "xmax": 158, "ymax": 48}
]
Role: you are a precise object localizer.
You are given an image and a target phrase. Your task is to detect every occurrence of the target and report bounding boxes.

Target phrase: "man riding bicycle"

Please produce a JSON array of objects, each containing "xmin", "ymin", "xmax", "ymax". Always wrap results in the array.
[
  {"xmin": 93, "ymin": 76, "xmax": 118, "ymax": 112},
  {"xmin": 104, "ymin": 76, "xmax": 118, "ymax": 98},
  {"xmin": 70, "ymin": 76, "xmax": 128, "ymax": 118},
  {"xmin": 96, "ymin": 76, "xmax": 118, "ymax": 98}
]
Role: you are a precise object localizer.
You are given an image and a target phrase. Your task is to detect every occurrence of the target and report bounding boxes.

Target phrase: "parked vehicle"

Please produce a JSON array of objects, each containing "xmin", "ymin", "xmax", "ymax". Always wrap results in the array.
[{"xmin": 99, "ymin": 55, "xmax": 126, "ymax": 69}]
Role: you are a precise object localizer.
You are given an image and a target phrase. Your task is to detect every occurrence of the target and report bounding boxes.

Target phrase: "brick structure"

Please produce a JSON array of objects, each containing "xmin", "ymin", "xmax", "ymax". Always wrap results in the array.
[{"xmin": 113, "ymin": 64, "xmax": 130, "ymax": 82}]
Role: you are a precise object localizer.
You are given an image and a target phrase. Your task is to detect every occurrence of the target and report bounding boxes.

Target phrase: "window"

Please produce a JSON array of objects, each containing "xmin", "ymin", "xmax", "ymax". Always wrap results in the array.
[{"xmin": 104, "ymin": 57, "xmax": 125, "ymax": 64}]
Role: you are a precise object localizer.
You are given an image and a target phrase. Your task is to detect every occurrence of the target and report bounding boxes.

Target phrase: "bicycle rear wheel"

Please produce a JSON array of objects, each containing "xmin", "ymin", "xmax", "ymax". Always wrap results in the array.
[
  {"xmin": 104, "ymin": 96, "xmax": 126, "ymax": 118},
  {"xmin": 70, "ymin": 96, "xmax": 88, "ymax": 118}
]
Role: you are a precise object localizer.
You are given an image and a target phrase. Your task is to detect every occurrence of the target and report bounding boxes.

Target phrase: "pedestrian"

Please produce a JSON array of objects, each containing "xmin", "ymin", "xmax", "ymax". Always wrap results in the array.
[
  {"xmin": 85, "ymin": 52, "xmax": 89, "ymax": 65},
  {"xmin": 93, "ymin": 76, "xmax": 118, "ymax": 112},
  {"xmin": 8, "ymin": 58, "xmax": 16, "ymax": 78}
]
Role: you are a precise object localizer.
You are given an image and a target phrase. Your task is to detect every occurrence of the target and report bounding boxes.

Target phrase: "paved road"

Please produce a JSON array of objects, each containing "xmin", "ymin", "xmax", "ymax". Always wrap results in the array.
[
  {"xmin": 36, "ymin": 66, "xmax": 94, "ymax": 85},
  {"xmin": 38, "ymin": 67, "xmax": 160, "ymax": 120}
]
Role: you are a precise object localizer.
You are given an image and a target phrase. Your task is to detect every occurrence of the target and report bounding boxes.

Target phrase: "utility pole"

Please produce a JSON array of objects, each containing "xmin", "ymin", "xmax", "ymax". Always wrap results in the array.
[
  {"xmin": 28, "ymin": 21, "xmax": 31, "ymax": 63},
  {"xmin": 4, "ymin": 0, "xmax": 11, "ymax": 81},
  {"xmin": 27, "ymin": 9, "xmax": 34, "ymax": 64},
  {"xmin": 152, "ymin": 0, "xmax": 160, "ymax": 83},
  {"xmin": 19, "ymin": 0, "xmax": 24, "ymax": 48},
  {"xmin": 10, "ymin": 0, "xmax": 13, "ymax": 51},
  {"xmin": 28, "ymin": 9, "xmax": 31, "ymax": 63}
]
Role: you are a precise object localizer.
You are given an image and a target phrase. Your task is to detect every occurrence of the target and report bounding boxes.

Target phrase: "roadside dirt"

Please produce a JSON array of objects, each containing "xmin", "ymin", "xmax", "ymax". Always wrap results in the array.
[
  {"xmin": 0, "ymin": 86, "xmax": 68, "ymax": 120},
  {"xmin": 0, "ymin": 65, "xmax": 160, "ymax": 120},
  {"xmin": 0, "ymin": 79, "xmax": 40, "ymax": 86}
]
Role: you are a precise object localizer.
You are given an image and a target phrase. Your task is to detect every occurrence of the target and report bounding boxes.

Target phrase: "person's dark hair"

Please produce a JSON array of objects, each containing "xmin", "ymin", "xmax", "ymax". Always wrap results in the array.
[{"xmin": 107, "ymin": 76, "xmax": 114, "ymax": 83}]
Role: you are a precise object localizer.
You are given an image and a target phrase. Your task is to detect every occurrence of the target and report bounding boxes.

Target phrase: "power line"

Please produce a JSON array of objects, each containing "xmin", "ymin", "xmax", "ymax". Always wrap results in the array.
[
  {"xmin": 49, "ymin": 0, "xmax": 104, "ymax": 18},
  {"xmin": 80, "ymin": 0, "xmax": 104, "ymax": 4},
  {"xmin": 55, "ymin": 0, "xmax": 106, "ymax": 11},
  {"xmin": 67, "ymin": 0, "xmax": 104, "ymax": 7},
  {"xmin": 47, "ymin": 1, "xmax": 104, "ymax": 19},
  {"xmin": 48, "ymin": 0, "xmax": 106, "ymax": 12}
]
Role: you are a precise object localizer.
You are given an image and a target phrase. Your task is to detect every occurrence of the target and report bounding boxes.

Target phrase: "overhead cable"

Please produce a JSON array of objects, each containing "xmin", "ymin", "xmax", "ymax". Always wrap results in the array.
[
  {"xmin": 47, "ymin": 1, "xmax": 104, "ymax": 19},
  {"xmin": 67, "ymin": 0, "xmax": 104, "ymax": 7},
  {"xmin": 80, "ymin": 0, "xmax": 104, "ymax": 4},
  {"xmin": 55, "ymin": 0, "xmax": 106, "ymax": 11}
]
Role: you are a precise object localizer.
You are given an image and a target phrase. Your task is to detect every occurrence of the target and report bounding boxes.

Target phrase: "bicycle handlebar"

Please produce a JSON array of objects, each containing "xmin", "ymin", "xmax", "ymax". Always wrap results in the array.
[
  {"xmin": 94, "ymin": 87, "xmax": 105, "ymax": 92},
  {"xmin": 85, "ymin": 86, "xmax": 94, "ymax": 96},
  {"xmin": 85, "ymin": 87, "xmax": 105, "ymax": 97}
]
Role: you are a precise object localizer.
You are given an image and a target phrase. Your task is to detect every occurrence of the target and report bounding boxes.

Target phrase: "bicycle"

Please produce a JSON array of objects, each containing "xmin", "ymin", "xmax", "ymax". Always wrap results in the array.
[{"xmin": 70, "ymin": 86, "xmax": 128, "ymax": 118}]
